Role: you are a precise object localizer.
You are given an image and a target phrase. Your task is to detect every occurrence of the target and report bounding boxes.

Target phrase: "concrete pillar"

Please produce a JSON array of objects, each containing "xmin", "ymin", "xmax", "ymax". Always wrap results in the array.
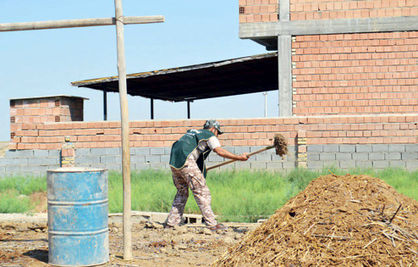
[{"xmin": 278, "ymin": 0, "xmax": 293, "ymax": 117}]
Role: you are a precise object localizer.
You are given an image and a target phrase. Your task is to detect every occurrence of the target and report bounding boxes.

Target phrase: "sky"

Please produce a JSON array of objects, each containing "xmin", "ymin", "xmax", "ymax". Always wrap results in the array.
[{"xmin": 0, "ymin": 0, "xmax": 278, "ymax": 141}]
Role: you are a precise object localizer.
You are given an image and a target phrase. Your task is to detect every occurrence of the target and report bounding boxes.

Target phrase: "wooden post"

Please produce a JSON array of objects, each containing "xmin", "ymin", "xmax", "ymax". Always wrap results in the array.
[
  {"xmin": 1, "ymin": 3, "xmax": 164, "ymax": 262},
  {"xmin": 114, "ymin": 0, "xmax": 132, "ymax": 260}
]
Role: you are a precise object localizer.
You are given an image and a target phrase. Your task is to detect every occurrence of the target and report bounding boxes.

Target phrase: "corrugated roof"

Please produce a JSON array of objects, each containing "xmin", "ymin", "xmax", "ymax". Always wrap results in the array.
[{"xmin": 71, "ymin": 52, "xmax": 278, "ymax": 102}]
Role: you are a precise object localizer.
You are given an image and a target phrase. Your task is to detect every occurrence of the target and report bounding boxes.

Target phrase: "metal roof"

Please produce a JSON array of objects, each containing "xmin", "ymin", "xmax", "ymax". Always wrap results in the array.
[{"xmin": 71, "ymin": 52, "xmax": 278, "ymax": 102}]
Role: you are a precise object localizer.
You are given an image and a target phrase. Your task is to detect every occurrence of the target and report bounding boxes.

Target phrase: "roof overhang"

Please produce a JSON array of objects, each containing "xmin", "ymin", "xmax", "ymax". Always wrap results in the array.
[{"xmin": 71, "ymin": 52, "xmax": 278, "ymax": 102}]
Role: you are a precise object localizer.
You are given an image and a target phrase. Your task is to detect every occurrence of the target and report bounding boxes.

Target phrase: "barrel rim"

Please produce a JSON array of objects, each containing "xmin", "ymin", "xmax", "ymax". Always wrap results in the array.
[{"xmin": 48, "ymin": 167, "xmax": 107, "ymax": 173}]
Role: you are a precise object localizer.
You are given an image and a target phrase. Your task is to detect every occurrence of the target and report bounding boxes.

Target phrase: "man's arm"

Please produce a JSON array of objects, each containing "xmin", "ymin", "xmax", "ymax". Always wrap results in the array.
[{"xmin": 213, "ymin": 147, "xmax": 249, "ymax": 161}]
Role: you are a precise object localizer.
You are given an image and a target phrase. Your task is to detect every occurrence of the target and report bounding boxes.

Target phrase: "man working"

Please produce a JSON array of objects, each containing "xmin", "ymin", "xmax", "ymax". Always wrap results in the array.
[{"xmin": 166, "ymin": 120, "xmax": 249, "ymax": 230}]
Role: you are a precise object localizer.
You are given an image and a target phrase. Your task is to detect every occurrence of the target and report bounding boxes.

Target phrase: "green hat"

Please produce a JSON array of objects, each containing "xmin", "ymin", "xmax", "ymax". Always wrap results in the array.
[{"xmin": 203, "ymin": 120, "xmax": 223, "ymax": 135}]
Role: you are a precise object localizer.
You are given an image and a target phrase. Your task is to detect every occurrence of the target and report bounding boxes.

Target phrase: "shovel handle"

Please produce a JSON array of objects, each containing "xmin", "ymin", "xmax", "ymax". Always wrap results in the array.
[{"xmin": 206, "ymin": 145, "xmax": 274, "ymax": 171}]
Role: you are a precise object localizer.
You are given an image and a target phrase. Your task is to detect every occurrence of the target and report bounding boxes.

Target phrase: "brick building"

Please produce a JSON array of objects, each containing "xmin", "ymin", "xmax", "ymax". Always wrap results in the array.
[{"xmin": 1, "ymin": 0, "xmax": 417, "ymax": 175}]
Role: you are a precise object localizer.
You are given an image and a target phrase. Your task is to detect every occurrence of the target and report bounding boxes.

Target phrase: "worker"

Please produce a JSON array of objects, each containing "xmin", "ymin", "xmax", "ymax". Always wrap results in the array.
[{"xmin": 165, "ymin": 120, "xmax": 249, "ymax": 230}]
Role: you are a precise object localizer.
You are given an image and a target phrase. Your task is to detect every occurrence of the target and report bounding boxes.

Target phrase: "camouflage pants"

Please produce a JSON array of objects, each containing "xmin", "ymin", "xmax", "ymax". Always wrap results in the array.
[{"xmin": 166, "ymin": 158, "xmax": 217, "ymax": 227}]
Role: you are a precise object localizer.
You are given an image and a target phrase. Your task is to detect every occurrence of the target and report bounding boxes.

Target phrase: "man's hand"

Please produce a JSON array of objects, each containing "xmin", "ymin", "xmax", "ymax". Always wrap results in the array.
[{"xmin": 239, "ymin": 153, "xmax": 249, "ymax": 161}]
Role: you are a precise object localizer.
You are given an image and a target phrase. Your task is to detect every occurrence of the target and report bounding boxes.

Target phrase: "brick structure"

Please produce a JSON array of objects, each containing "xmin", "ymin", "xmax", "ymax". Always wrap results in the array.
[
  {"xmin": 1, "ymin": 1, "xmax": 417, "ymax": 175},
  {"xmin": 9, "ymin": 96, "xmax": 86, "ymax": 144}
]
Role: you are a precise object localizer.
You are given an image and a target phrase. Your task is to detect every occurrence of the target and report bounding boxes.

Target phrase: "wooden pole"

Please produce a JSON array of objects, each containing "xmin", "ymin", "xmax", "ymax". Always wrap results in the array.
[
  {"xmin": 0, "ymin": 16, "xmax": 164, "ymax": 32},
  {"xmin": 114, "ymin": 0, "xmax": 132, "ymax": 260}
]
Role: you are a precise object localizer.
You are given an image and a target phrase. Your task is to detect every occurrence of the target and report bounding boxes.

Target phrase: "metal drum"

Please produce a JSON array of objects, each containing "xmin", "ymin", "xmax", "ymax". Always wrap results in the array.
[{"xmin": 47, "ymin": 167, "xmax": 109, "ymax": 266}]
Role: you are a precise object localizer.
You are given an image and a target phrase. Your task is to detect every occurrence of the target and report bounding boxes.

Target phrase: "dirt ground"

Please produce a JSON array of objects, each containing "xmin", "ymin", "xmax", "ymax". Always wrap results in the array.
[{"xmin": 0, "ymin": 216, "xmax": 258, "ymax": 267}]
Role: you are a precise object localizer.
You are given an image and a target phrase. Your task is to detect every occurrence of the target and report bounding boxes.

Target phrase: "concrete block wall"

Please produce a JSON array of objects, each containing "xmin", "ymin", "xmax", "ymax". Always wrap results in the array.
[
  {"xmin": 1, "ymin": 115, "xmax": 417, "ymax": 176},
  {"xmin": 292, "ymin": 32, "xmax": 418, "ymax": 116}
]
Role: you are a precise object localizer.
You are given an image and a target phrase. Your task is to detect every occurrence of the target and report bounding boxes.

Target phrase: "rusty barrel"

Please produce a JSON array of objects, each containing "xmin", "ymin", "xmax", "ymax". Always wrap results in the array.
[{"xmin": 47, "ymin": 167, "xmax": 109, "ymax": 266}]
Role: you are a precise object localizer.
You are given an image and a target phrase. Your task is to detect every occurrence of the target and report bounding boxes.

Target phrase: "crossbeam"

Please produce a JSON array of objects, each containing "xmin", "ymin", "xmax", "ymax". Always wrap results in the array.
[{"xmin": 0, "ymin": 16, "xmax": 164, "ymax": 32}]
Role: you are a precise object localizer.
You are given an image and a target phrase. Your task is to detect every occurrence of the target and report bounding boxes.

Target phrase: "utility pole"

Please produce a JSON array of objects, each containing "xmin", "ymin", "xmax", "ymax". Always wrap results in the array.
[
  {"xmin": 1, "ymin": 2, "xmax": 164, "ymax": 261},
  {"xmin": 263, "ymin": 92, "xmax": 268, "ymax": 117}
]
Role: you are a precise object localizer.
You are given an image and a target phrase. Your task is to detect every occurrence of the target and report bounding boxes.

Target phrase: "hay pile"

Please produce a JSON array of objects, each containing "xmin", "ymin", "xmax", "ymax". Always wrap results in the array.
[{"xmin": 214, "ymin": 174, "xmax": 418, "ymax": 266}]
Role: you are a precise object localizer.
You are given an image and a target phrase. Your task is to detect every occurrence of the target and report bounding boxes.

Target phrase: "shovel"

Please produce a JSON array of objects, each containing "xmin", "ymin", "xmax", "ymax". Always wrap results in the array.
[{"xmin": 207, "ymin": 134, "xmax": 288, "ymax": 171}]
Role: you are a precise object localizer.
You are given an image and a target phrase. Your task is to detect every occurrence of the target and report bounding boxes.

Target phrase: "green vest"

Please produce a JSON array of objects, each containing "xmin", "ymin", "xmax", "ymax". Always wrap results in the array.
[{"xmin": 169, "ymin": 129, "xmax": 215, "ymax": 177}]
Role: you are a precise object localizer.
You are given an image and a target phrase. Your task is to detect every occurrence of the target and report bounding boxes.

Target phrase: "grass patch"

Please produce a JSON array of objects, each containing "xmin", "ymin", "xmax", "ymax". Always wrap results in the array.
[{"xmin": 0, "ymin": 168, "xmax": 416, "ymax": 221}]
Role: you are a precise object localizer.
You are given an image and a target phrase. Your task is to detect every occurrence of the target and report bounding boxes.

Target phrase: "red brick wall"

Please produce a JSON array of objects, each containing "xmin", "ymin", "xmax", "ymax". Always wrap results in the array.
[
  {"xmin": 292, "ymin": 31, "xmax": 418, "ymax": 116},
  {"xmin": 290, "ymin": 0, "xmax": 418, "ymax": 21},
  {"xmin": 9, "ymin": 115, "xmax": 418, "ymax": 150},
  {"xmin": 239, "ymin": 0, "xmax": 418, "ymax": 22},
  {"xmin": 239, "ymin": 0, "xmax": 279, "ymax": 23},
  {"xmin": 10, "ymin": 96, "xmax": 84, "ymax": 141}
]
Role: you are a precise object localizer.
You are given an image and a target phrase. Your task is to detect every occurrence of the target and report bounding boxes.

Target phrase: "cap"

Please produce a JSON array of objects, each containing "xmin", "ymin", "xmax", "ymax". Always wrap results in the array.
[{"xmin": 203, "ymin": 120, "xmax": 223, "ymax": 135}]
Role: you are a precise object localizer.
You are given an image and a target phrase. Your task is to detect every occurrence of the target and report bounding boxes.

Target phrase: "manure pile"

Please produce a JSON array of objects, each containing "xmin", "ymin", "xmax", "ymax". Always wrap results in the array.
[{"xmin": 214, "ymin": 174, "xmax": 417, "ymax": 266}]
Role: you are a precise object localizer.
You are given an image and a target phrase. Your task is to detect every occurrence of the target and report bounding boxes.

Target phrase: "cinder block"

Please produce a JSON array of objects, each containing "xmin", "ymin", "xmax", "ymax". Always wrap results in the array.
[
  {"xmin": 323, "ymin": 161, "xmax": 338, "ymax": 169},
  {"xmin": 250, "ymin": 162, "xmax": 267, "ymax": 169},
  {"xmin": 339, "ymin": 145, "xmax": 355, "ymax": 153},
  {"xmin": 320, "ymin": 153, "xmax": 336, "ymax": 161},
  {"xmin": 369, "ymin": 153, "xmax": 385, "ymax": 160},
  {"xmin": 373, "ymin": 161, "xmax": 389, "ymax": 169},
  {"xmin": 29, "ymin": 158, "xmax": 59, "ymax": 166},
  {"xmin": 356, "ymin": 144, "xmax": 372, "ymax": 153},
  {"xmin": 101, "ymin": 155, "xmax": 121, "ymax": 164},
  {"xmin": 388, "ymin": 144, "xmax": 405, "ymax": 152},
  {"xmin": 160, "ymin": 155, "xmax": 170, "ymax": 163},
  {"xmin": 336, "ymin": 153, "xmax": 352, "ymax": 160},
  {"xmin": 372, "ymin": 144, "xmax": 389, "ymax": 152},
  {"xmin": 150, "ymin": 148, "xmax": 165, "ymax": 155},
  {"xmin": 48, "ymin": 150, "xmax": 60, "ymax": 158},
  {"xmin": 307, "ymin": 145, "xmax": 323, "ymax": 152},
  {"xmin": 130, "ymin": 147, "xmax": 150, "ymax": 156},
  {"xmin": 0, "ymin": 166, "xmax": 6, "ymax": 176},
  {"xmin": 75, "ymin": 148, "xmax": 91, "ymax": 156},
  {"xmin": 255, "ymin": 153, "xmax": 272, "ymax": 161},
  {"xmin": 405, "ymin": 144, "xmax": 418, "ymax": 152},
  {"xmin": 106, "ymin": 164, "xmax": 121, "ymax": 171},
  {"xmin": 402, "ymin": 152, "xmax": 418, "ymax": 160},
  {"xmin": 76, "ymin": 155, "xmax": 101, "ymax": 165},
  {"xmin": 131, "ymin": 155, "xmax": 146, "ymax": 163},
  {"xmin": 356, "ymin": 161, "xmax": 372, "ymax": 169},
  {"xmin": 145, "ymin": 155, "xmax": 161, "ymax": 163},
  {"xmin": 250, "ymin": 146, "xmax": 265, "ymax": 153},
  {"xmin": 353, "ymin": 153, "xmax": 369, "ymax": 160},
  {"xmin": 34, "ymin": 150, "xmax": 49, "ymax": 157},
  {"xmin": 234, "ymin": 146, "xmax": 250, "ymax": 154},
  {"xmin": 405, "ymin": 160, "xmax": 418, "ymax": 170},
  {"xmin": 387, "ymin": 153, "xmax": 401, "ymax": 160},
  {"xmin": 307, "ymin": 161, "xmax": 323, "ymax": 169},
  {"xmin": 4, "ymin": 150, "xmax": 18, "ymax": 158},
  {"xmin": 235, "ymin": 161, "xmax": 251, "ymax": 169},
  {"xmin": 164, "ymin": 147, "xmax": 171, "ymax": 154},
  {"xmin": 267, "ymin": 162, "xmax": 284, "ymax": 169},
  {"xmin": 324, "ymin": 144, "xmax": 339, "ymax": 152},
  {"xmin": 150, "ymin": 163, "xmax": 169, "ymax": 170},
  {"xmin": 283, "ymin": 161, "xmax": 296, "ymax": 169},
  {"xmin": 389, "ymin": 161, "xmax": 405, "ymax": 168},
  {"xmin": 307, "ymin": 153, "xmax": 320, "ymax": 161},
  {"xmin": 340, "ymin": 160, "xmax": 356, "ymax": 169}
]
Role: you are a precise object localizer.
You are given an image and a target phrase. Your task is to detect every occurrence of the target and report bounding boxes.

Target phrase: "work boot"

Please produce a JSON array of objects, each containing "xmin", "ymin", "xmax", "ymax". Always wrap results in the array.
[{"xmin": 208, "ymin": 224, "xmax": 227, "ymax": 231}]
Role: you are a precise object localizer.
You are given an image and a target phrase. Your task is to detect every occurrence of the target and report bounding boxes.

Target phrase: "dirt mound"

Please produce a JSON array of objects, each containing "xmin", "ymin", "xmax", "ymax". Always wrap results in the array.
[{"xmin": 214, "ymin": 174, "xmax": 418, "ymax": 266}]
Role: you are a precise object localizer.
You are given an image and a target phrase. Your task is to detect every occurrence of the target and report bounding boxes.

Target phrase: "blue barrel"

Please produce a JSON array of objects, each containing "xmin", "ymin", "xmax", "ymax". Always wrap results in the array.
[{"xmin": 47, "ymin": 167, "xmax": 109, "ymax": 266}]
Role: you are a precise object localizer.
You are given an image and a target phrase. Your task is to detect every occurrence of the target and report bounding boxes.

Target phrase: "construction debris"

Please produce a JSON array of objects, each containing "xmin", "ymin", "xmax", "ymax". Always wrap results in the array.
[{"xmin": 214, "ymin": 174, "xmax": 418, "ymax": 266}]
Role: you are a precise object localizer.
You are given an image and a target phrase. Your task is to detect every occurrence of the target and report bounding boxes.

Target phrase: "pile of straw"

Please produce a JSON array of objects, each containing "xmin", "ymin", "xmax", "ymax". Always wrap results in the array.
[{"xmin": 214, "ymin": 174, "xmax": 417, "ymax": 266}]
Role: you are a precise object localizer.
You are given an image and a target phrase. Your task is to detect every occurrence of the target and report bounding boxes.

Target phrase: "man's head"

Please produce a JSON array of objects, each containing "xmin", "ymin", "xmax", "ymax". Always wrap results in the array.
[{"xmin": 203, "ymin": 120, "xmax": 223, "ymax": 136}]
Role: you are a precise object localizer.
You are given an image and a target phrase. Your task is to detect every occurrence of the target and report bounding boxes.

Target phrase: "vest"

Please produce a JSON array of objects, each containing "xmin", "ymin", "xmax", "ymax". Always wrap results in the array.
[{"xmin": 169, "ymin": 129, "xmax": 215, "ymax": 177}]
